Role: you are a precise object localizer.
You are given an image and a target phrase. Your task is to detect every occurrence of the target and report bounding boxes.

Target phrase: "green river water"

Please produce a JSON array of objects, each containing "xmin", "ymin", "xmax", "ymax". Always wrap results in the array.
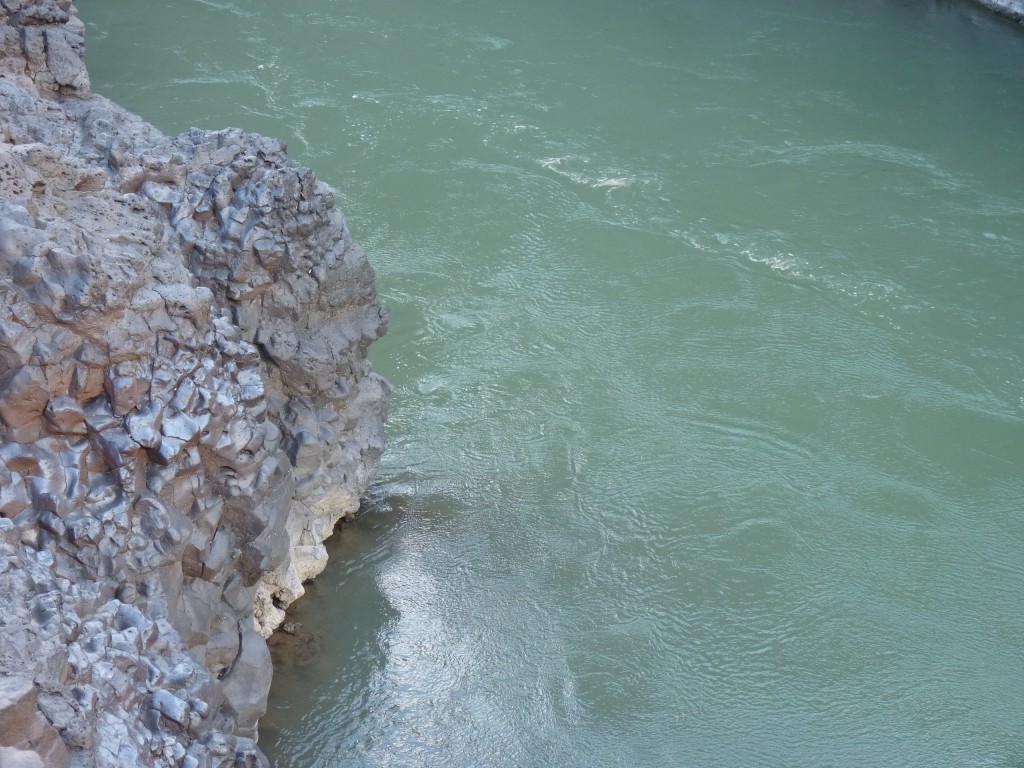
[{"xmin": 82, "ymin": 1, "xmax": 1024, "ymax": 765}]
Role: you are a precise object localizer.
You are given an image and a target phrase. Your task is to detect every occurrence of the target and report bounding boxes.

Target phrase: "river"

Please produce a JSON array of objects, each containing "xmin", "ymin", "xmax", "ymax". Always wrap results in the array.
[{"xmin": 82, "ymin": 1, "xmax": 1024, "ymax": 765}]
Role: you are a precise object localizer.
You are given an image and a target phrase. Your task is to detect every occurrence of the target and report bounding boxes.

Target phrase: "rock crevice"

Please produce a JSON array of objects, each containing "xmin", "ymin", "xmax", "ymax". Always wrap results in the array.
[{"xmin": 0, "ymin": 2, "xmax": 389, "ymax": 765}]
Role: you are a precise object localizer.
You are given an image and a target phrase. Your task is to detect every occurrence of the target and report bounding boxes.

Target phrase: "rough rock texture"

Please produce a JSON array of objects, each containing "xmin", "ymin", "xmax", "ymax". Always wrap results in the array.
[
  {"xmin": 0, "ymin": 676, "xmax": 68, "ymax": 768},
  {"xmin": 0, "ymin": 1, "xmax": 389, "ymax": 765},
  {"xmin": 972, "ymin": 0, "xmax": 1024, "ymax": 22}
]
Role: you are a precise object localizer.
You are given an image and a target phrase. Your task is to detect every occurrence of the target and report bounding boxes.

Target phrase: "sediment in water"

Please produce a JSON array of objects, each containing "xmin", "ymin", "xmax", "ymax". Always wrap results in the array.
[{"xmin": 0, "ymin": 1, "xmax": 389, "ymax": 765}]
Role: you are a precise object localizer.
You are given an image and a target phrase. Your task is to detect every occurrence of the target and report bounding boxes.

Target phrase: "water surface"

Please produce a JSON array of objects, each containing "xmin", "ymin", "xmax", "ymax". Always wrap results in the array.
[{"xmin": 82, "ymin": 1, "xmax": 1024, "ymax": 765}]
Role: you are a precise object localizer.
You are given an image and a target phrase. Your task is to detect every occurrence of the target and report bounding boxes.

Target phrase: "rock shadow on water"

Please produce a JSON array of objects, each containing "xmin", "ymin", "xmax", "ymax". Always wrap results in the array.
[
  {"xmin": 265, "ymin": 489, "xmax": 413, "ymax": 669},
  {"xmin": 262, "ymin": 480, "xmax": 462, "ymax": 757}
]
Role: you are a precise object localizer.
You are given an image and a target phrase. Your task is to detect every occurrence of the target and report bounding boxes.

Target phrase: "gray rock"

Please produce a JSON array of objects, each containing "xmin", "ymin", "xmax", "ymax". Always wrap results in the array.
[
  {"xmin": 219, "ymin": 623, "xmax": 273, "ymax": 739},
  {"xmin": 42, "ymin": 396, "xmax": 86, "ymax": 436},
  {"xmin": 0, "ymin": 0, "xmax": 390, "ymax": 765},
  {"xmin": 0, "ymin": 747, "xmax": 44, "ymax": 768},
  {"xmin": 0, "ymin": 677, "xmax": 38, "ymax": 746},
  {"xmin": 0, "ymin": 677, "xmax": 69, "ymax": 768}
]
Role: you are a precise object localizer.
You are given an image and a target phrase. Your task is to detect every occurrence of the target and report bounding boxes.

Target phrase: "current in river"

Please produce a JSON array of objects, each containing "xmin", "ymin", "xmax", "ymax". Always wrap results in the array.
[{"xmin": 82, "ymin": 1, "xmax": 1024, "ymax": 765}]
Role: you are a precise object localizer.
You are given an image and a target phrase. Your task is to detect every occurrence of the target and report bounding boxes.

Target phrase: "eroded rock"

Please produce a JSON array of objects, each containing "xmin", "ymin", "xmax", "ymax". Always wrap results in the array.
[{"xmin": 0, "ymin": 1, "xmax": 390, "ymax": 765}]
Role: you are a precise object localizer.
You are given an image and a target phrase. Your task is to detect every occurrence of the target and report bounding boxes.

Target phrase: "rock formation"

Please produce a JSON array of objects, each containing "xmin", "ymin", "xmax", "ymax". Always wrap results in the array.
[
  {"xmin": 0, "ymin": 1, "xmax": 390, "ymax": 765},
  {"xmin": 972, "ymin": 0, "xmax": 1024, "ymax": 23}
]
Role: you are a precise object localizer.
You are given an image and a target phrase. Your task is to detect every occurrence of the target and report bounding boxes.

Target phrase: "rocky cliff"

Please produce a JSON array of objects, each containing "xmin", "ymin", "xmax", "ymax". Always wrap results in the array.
[{"xmin": 0, "ymin": 1, "xmax": 390, "ymax": 765}]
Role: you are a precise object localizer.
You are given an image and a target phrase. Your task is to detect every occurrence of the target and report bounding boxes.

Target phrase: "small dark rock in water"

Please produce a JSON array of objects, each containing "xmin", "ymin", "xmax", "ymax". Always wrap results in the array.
[{"xmin": 267, "ymin": 626, "xmax": 324, "ymax": 669}]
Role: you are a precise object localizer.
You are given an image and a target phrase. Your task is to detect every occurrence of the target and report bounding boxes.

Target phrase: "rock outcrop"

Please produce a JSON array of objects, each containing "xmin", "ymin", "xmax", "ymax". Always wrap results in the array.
[
  {"xmin": 972, "ymin": 0, "xmax": 1024, "ymax": 23},
  {"xmin": 0, "ymin": 1, "xmax": 390, "ymax": 765}
]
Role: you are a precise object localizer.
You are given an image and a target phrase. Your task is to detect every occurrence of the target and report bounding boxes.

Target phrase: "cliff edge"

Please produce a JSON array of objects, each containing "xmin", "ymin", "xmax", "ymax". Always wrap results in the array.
[{"xmin": 0, "ymin": 1, "xmax": 390, "ymax": 765}]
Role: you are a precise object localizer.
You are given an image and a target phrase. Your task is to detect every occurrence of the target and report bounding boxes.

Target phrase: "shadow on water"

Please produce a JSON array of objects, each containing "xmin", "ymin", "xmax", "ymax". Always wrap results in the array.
[{"xmin": 259, "ymin": 477, "xmax": 458, "ymax": 758}]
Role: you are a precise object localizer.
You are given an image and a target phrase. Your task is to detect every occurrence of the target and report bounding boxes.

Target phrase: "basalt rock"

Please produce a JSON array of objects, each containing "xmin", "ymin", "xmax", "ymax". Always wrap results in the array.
[
  {"xmin": 0, "ymin": 1, "xmax": 390, "ymax": 765},
  {"xmin": 971, "ymin": 0, "xmax": 1024, "ymax": 23}
]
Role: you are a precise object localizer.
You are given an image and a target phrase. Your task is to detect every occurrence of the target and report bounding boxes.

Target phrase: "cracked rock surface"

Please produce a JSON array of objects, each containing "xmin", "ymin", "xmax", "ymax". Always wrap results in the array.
[{"xmin": 0, "ymin": 1, "xmax": 390, "ymax": 765}]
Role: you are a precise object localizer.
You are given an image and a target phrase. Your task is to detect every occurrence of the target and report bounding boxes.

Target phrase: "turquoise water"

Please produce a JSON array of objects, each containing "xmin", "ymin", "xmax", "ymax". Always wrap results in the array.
[{"xmin": 82, "ymin": 1, "xmax": 1024, "ymax": 765}]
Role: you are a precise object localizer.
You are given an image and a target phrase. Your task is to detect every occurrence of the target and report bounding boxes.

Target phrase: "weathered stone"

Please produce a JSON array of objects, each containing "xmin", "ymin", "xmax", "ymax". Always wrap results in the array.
[
  {"xmin": 0, "ymin": 746, "xmax": 44, "ymax": 768},
  {"xmin": 149, "ymin": 689, "xmax": 189, "ymax": 728},
  {"xmin": 219, "ymin": 624, "xmax": 272, "ymax": 739},
  {"xmin": 0, "ymin": 1, "xmax": 388, "ymax": 765},
  {"xmin": 0, "ymin": 677, "xmax": 37, "ymax": 746},
  {"xmin": 104, "ymin": 362, "xmax": 151, "ymax": 417},
  {"xmin": 160, "ymin": 410, "xmax": 201, "ymax": 446},
  {"xmin": 42, "ymin": 396, "xmax": 85, "ymax": 435},
  {"xmin": 0, "ymin": 477, "xmax": 30, "ymax": 519},
  {"xmin": 43, "ymin": 27, "xmax": 85, "ymax": 88},
  {"xmin": 125, "ymin": 400, "xmax": 163, "ymax": 449},
  {"xmin": 66, "ymin": 515, "xmax": 100, "ymax": 546},
  {"xmin": 0, "ymin": 677, "xmax": 69, "ymax": 768},
  {"xmin": 93, "ymin": 427, "xmax": 139, "ymax": 470},
  {"xmin": 0, "ymin": 367, "xmax": 48, "ymax": 430}
]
